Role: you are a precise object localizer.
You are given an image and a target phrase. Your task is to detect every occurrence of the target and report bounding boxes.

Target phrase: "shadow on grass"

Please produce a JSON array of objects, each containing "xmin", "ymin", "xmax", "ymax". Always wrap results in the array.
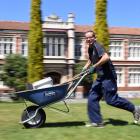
[
  {"xmin": 43, "ymin": 121, "xmax": 86, "ymax": 128},
  {"xmin": 104, "ymin": 118, "xmax": 129, "ymax": 126}
]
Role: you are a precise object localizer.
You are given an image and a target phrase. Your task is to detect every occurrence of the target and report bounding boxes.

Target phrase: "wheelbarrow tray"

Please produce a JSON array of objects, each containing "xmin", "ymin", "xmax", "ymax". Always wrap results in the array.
[{"xmin": 17, "ymin": 83, "xmax": 69, "ymax": 106}]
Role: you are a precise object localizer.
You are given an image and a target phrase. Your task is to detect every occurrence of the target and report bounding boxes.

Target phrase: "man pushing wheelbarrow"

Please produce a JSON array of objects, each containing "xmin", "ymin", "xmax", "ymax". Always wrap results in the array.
[{"xmin": 17, "ymin": 30, "xmax": 140, "ymax": 129}]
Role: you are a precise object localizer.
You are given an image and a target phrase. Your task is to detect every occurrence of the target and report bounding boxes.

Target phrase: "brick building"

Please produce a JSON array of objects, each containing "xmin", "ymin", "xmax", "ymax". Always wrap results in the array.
[{"xmin": 0, "ymin": 13, "xmax": 140, "ymax": 98}]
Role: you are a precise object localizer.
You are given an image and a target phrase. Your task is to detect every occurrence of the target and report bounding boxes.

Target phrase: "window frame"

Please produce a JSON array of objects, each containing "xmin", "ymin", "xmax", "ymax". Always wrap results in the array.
[
  {"xmin": 109, "ymin": 41, "xmax": 124, "ymax": 60},
  {"xmin": 128, "ymin": 68, "xmax": 140, "ymax": 87},
  {"xmin": 115, "ymin": 67, "xmax": 125, "ymax": 87}
]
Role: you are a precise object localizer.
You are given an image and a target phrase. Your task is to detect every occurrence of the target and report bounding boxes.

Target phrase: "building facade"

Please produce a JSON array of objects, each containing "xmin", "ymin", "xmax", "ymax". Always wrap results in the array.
[{"xmin": 0, "ymin": 13, "xmax": 140, "ymax": 98}]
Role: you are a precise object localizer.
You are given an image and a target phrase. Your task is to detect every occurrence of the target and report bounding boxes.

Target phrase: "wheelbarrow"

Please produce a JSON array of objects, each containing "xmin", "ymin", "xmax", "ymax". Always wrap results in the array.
[{"xmin": 16, "ymin": 70, "xmax": 89, "ymax": 128}]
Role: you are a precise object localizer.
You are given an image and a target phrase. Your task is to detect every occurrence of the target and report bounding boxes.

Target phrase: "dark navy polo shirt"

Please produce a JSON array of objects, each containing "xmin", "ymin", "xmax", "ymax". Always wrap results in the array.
[{"xmin": 88, "ymin": 41, "xmax": 117, "ymax": 80}]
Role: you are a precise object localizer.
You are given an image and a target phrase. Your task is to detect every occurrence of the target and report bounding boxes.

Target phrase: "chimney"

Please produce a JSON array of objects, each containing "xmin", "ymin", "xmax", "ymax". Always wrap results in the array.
[{"xmin": 67, "ymin": 13, "xmax": 75, "ymax": 23}]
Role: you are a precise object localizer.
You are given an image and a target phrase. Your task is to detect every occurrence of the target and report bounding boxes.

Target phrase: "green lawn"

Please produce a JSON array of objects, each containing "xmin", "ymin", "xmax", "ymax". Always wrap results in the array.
[{"xmin": 0, "ymin": 99, "xmax": 140, "ymax": 140}]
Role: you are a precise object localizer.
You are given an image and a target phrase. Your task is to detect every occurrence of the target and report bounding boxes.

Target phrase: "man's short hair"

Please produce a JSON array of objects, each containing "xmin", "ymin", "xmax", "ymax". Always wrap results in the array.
[{"xmin": 85, "ymin": 30, "xmax": 96, "ymax": 38}]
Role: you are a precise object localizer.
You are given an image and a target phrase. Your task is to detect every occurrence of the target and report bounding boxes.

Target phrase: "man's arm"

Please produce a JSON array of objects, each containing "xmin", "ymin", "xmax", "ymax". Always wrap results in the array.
[
  {"xmin": 93, "ymin": 52, "xmax": 110, "ymax": 68},
  {"xmin": 83, "ymin": 59, "xmax": 92, "ymax": 70}
]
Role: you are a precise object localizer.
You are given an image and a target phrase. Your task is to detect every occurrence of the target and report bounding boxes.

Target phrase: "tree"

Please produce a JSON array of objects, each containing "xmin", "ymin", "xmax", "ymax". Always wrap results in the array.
[
  {"xmin": 0, "ymin": 54, "xmax": 27, "ymax": 91},
  {"xmin": 28, "ymin": 0, "xmax": 44, "ymax": 83},
  {"xmin": 94, "ymin": 0, "xmax": 110, "ymax": 51}
]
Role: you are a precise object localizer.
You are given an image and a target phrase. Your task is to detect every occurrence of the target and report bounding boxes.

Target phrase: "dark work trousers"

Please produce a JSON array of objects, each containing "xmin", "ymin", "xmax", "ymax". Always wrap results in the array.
[{"xmin": 87, "ymin": 78, "xmax": 135, "ymax": 123}]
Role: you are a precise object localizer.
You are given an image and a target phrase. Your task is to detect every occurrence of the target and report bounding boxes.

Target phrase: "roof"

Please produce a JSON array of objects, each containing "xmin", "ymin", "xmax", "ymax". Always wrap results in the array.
[
  {"xmin": 109, "ymin": 27, "xmax": 140, "ymax": 35},
  {"xmin": 75, "ymin": 25, "xmax": 140, "ymax": 35},
  {"xmin": 0, "ymin": 21, "xmax": 140, "ymax": 35},
  {"xmin": 75, "ymin": 25, "xmax": 93, "ymax": 33},
  {"xmin": 0, "ymin": 21, "xmax": 29, "ymax": 30}
]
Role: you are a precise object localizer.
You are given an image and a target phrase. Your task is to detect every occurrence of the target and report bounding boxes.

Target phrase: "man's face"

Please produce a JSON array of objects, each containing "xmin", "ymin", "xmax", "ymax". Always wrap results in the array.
[{"xmin": 85, "ymin": 32, "xmax": 95, "ymax": 46}]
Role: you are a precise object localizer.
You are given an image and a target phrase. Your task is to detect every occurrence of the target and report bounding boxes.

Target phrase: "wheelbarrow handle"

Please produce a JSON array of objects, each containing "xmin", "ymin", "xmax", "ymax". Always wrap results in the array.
[
  {"xmin": 65, "ymin": 71, "xmax": 89, "ymax": 99},
  {"xmin": 64, "ymin": 69, "xmax": 90, "ymax": 84},
  {"xmin": 55, "ymin": 69, "xmax": 90, "ymax": 87}
]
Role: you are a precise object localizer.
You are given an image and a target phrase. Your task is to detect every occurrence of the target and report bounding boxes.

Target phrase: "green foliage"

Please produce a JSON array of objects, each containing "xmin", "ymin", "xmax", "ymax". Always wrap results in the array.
[
  {"xmin": 0, "ymin": 54, "xmax": 27, "ymax": 91},
  {"xmin": 74, "ymin": 61, "xmax": 93, "ymax": 86},
  {"xmin": 94, "ymin": 0, "xmax": 110, "ymax": 51},
  {"xmin": 28, "ymin": 0, "xmax": 44, "ymax": 83}
]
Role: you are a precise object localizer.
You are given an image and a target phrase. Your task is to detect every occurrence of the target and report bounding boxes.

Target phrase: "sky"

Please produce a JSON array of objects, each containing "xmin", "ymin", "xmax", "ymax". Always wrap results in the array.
[{"xmin": 0, "ymin": 0, "xmax": 140, "ymax": 27}]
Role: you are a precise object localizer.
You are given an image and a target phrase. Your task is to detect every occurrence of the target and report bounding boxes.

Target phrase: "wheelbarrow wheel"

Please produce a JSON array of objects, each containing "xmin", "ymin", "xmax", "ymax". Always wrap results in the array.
[{"xmin": 21, "ymin": 105, "xmax": 46, "ymax": 128}]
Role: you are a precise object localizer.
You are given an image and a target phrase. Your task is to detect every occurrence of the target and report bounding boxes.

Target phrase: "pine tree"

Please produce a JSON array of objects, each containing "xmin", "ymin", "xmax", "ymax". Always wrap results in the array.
[
  {"xmin": 28, "ymin": 0, "xmax": 44, "ymax": 83},
  {"xmin": 94, "ymin": 0, "xmax": 109, "ymax": 51}
]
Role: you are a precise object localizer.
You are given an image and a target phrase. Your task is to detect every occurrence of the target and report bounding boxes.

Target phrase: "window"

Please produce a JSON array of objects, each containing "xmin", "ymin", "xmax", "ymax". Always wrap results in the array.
[
  {"xmin": 0, "ymin": 37, "xmax": 14, "ymax": 57},
  {"xmin": 109, "ymin": 41, "xmax": 123, "ymax": 60},
  {"xmin": 43, "ymin": 37, "xmax": 65, "ymax": 57},
  {"xmin": 20, "ymin": 38, "xmax": 28, "ymax": 56},
  {"xmin": 128, "ymin": 68, "xmax": 140, "ymax": 86},
  {"xmin": 116, "ymin": 67, "xmax": 124, "ymax": 86},
  {"xmin": 75, "ymin": 39, "xmax": 82, "ymax": 58},
  {"xmin": 75, "ymin": 45, "xmax": 81, "ymax": 57},
  {"xmin": 128, "ymin": 42, "xmax": 140, "ymax": 60}
]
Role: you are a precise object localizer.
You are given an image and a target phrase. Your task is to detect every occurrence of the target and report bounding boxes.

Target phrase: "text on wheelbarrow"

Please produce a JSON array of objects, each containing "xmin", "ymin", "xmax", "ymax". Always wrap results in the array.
[{"xmin": 44, "ymin": 91, "xmax": 56, "ymax": 96}]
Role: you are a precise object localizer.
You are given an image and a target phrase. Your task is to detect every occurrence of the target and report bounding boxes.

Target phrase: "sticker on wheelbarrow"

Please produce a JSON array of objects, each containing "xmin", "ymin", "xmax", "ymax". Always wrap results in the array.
[{"xmin": 44, "ymin": 91, "xmax": 56, "ymax": 96}]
